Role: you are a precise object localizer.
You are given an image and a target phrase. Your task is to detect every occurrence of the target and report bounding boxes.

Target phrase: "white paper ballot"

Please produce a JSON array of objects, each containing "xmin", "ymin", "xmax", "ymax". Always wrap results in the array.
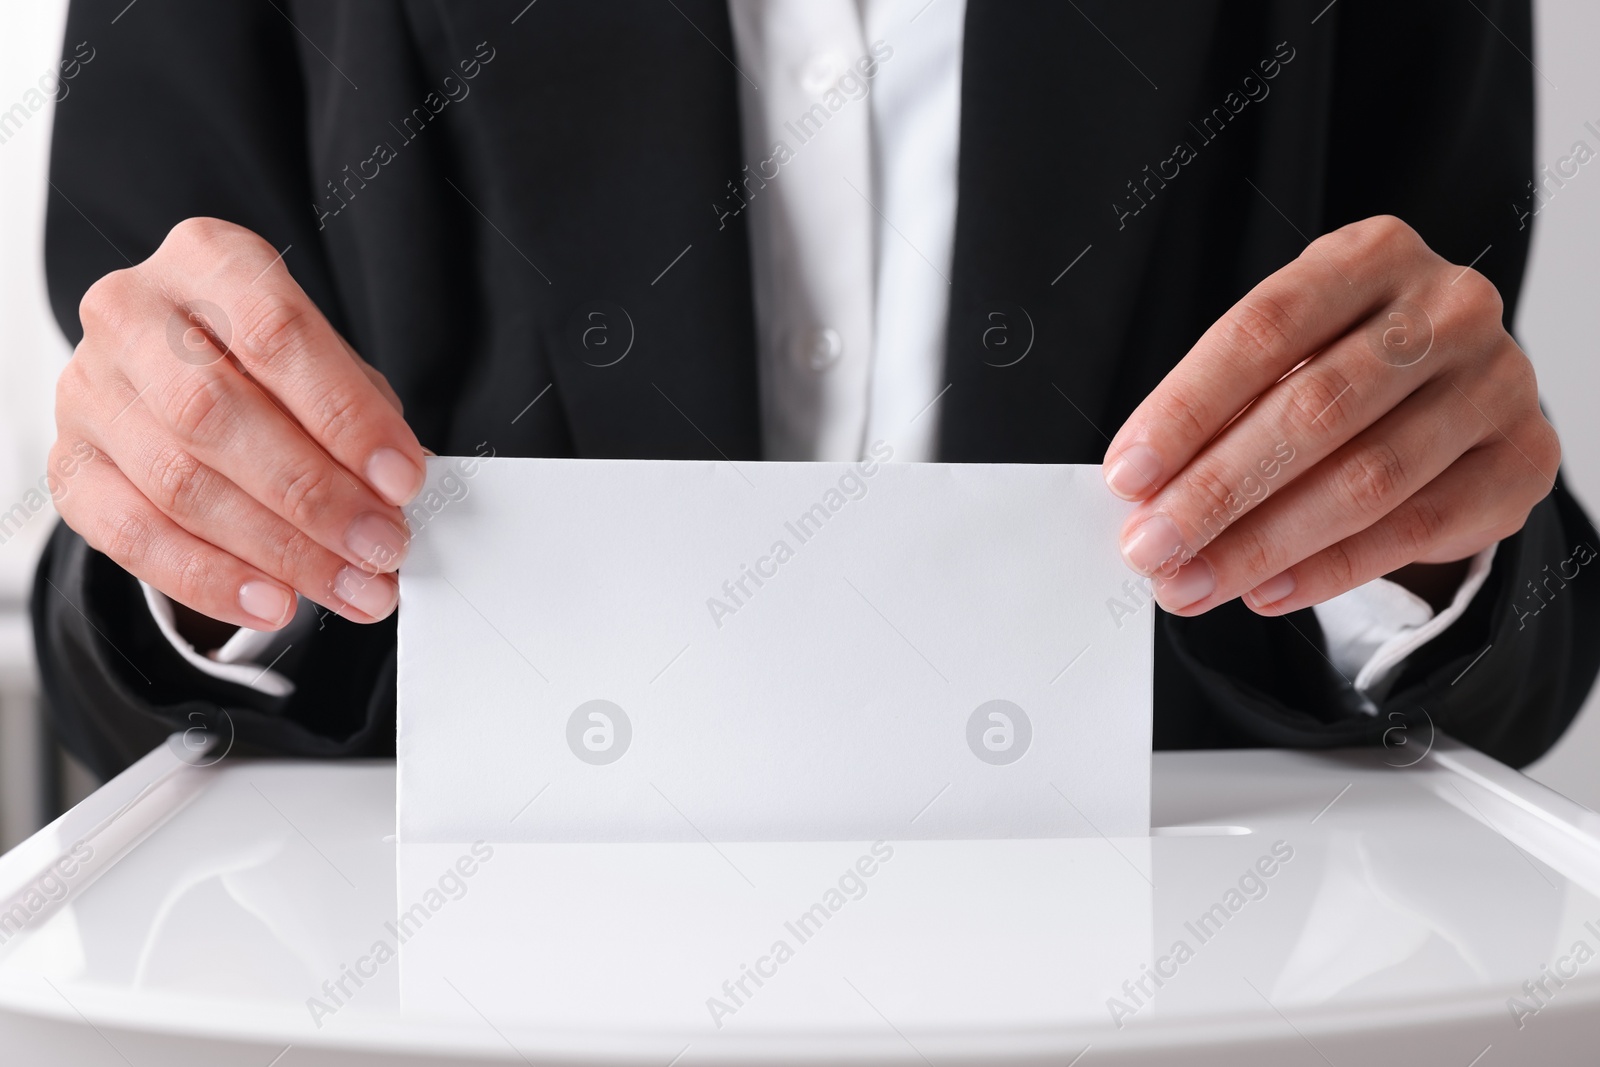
[{"xmin": 397, "ymin": 454, "xmax": 1151, "ymax": 842}]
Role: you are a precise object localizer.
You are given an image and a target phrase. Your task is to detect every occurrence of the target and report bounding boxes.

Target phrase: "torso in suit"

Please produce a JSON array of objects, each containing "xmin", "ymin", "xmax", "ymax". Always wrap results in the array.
[{"xmin": 33, "ymin": 0, "xmax": 1600, "ymax": 778}]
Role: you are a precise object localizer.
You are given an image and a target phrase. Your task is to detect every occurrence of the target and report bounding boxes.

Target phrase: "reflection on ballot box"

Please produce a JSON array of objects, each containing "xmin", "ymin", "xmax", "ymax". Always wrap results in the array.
[{"xmin": 0, "ymin": 740, "xmax": 1596, "ymax": 1063}]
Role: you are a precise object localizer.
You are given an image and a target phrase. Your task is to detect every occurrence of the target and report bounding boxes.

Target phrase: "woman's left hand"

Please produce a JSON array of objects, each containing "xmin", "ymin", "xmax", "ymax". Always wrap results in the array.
[{"xmin": 1103, "ymin": 214, "xmax": 1560, "ymax": 615}]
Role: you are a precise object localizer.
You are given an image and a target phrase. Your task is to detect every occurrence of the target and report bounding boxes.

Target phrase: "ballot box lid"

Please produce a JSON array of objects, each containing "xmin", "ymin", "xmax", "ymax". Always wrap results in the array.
[{"xmin": 0, "ymin": 737, "xmax": 1597, "ymax": 1065}]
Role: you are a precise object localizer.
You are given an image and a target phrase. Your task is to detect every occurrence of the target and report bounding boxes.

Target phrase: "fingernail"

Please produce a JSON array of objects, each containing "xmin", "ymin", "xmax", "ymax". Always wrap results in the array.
[
  {"xmin": 1247, "ymin": 571, "xmax": 1297, "ymax": 610},
  {"xmin": 1153, "ymin": 557, "xmax": 1215, "ymax": 611},
  {"xmin": 1104, "ymin": 443, "xmax": 1163, "ymax": 500},
  {"xmin": 365, "ymin": 447, "xmax": 423, "ymax": 507},
  {"xmin": 346, "ymin": 512, "xmax": 409, "ymax": 572},
  {"xmin": 239, "ymin": 580, "xmax": 294, "ymax": 628},
  {"xmin": 1121, "ymin": 515, "xmax": 1188, "ymax": 575},
  {"xmin": 332, "ymin": 566, "xmax": 398, "ymax": 621}
]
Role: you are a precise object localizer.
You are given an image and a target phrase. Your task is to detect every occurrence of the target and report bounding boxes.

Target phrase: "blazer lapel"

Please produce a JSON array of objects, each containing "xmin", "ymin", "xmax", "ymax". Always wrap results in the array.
[
  {"xmin": 414, "ymin": 0, "xmax": 763, "ymax": 460},
  {"xmin": 942, "ymin": 1, "xmax": 1274, "ymax": 463}
]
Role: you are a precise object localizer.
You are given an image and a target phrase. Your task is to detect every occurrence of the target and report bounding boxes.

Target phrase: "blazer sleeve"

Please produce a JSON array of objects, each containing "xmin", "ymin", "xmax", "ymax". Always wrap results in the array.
[
  {"xmin": 35, "ymin": 0, "xmax": 395, "ymax": 780},
  {"xmin": 1159, "ymin": 0, "xmax": 1600, "ymax": 769}
]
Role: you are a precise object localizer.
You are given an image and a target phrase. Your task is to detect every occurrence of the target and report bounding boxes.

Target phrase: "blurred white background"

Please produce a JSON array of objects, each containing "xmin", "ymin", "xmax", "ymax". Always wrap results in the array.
[
  {"xmin": 0, "ymin": 0, "xmax": 68, "ymax": 591},
  {"xmin": 0, "ymin": 1, "xmax": 75, "ymax": 848},
  {"xmin": 0, "ymin": 2, "xmax": 1596, "ymax": 835},
  {"xmin": 1508, "ymin": 1, "xmax": 1600, "ymax": 805}
]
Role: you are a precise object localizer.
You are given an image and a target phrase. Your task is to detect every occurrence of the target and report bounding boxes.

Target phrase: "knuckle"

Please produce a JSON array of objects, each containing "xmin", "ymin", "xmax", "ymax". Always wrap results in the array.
[
  {"xmin": 1224, "ymin": 293, "xmax": 1300, "ymax": 366},
  {"xmin": 1451, "ymin": 267, "xmax": 1504, "ymax": 321},
  {"xmin": 164, "ymin": 217, "xmax": 225, "ymax": 250},
  {"xmin": 1515, "ymin": 415, "xmax": 1563, "ymax": 484},
  {"xmin": 46, "ymin": 439, "xmax": 71, "ymax": 475},
  {"xmin": 1147, "ymin": 388, "xmax": 1211, "ymax": 447},
  {"xmin": 1534, "ymin": 419, "xmax": 1563, "ymax": 478},
  {"xmin": 1505, "ymin": 348, "xmax": 1541, "ymax": 397},
  {"xmin": 1178, "ymin": 465, "xmax": 1251, "ymax": 546},
  {"xmin": 307, "ymin": 383, "xmax": 366, "ymax": 450},
  {"xmin": 55, "ymin": 357, "xmax": 90, "ymax": 413},
  {"xmin": 1392, "ymin": 493, "xmax": 1449, "ymax": 557},
  {"xmin": 235, "ymin": 293, "xmax": 315, "ymax": 372},
  {"xmin": 1344, "ymin": 214, "xmax": 1416, "ymax": 258},
  {"xmin": 214, "ymin": 234, "xmax": 280, "ymax": 283},
  {"xmin": 44, "ymin": 442, "xmax": 78, "ymax": 506},
  {"xmin": 268, "ymin": 525, "xmax": 325, "ymax": 586},
  {"xmin": 161, "ymin": 216, "xmax": 257, "ymax": 260},
  {"xmin": 1318, "ymin": 537, "xmax": 1360, "ymax": 593},
  {"xmin": 1228, "ymin": 523, "xmax": 1277, "ymax": 581},
  {"xmin": 162, "ymin": 371, "xmax": 235, "ymax": 440},
  {"xmin": 168, "ymin": 545, "xmax": 218, "ymax": 607},
  {"xmin": 277, "ymin": 462, "xmax": 339, "ymax": 529},
  {"xmin": 77, "ymin": 270, "xmax": 135, "ymax": 338},
  {"xmin": 1475, "ymin": 348, "xmax": 1538, "ymax": 418},
  {"xmin": 1281, "ymin": 364, "xmax": 1355, "ymax": 435},
  {"xmin": 96, "ymin": 509, "xmax": 155, "ymax": 571},
  {"xmin": 1335, "ymin": 442, "xmax": 1408, "ymax": 518},
  {"xmin": 145, "ymin": 445, "xmax": 209, "ymax": 516},
  {"xmin": 1317, "ymin": 216, "xmax": 1426, "ymax": 284}
]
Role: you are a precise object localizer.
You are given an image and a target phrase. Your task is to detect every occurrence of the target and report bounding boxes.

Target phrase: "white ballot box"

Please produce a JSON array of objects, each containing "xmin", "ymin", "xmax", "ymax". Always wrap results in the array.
[{"xmin": 1, "ymin": 737, "xmax": 1599, "ymax": 1064}]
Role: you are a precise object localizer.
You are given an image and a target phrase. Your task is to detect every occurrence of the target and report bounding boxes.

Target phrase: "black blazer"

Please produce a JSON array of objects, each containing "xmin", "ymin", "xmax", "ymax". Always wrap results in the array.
[{"xmin": 34, "ymin": 0, "xmax": 1600, "ymax": 779}]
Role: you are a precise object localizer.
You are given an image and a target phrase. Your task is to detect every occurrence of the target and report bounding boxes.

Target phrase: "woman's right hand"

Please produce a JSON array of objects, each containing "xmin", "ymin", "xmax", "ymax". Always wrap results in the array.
[{"xmin": 51, "ymin": 217, "xmax": 428, "ymax": 632}]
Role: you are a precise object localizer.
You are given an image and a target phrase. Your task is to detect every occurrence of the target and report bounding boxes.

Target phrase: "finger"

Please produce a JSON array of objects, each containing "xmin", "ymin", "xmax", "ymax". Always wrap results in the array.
[
  {"xmin": 52, "ymin": 443, "xmax": 300, "ymax": 630},
  {"xmin": 357, "ymin": 359, "xmax": 404, "ymax": 415},
  {"xmin": 1118, "ymin": 317, "xmax": 1435, "ymax": 578},
  {"xmin": 1103, "ymin": 216, "xmax": 1427, "ymax": 499},
  {"xmin": 1240, "ymin": 443, "xmax": 1551, "ymax": 617},
  {"xmin": 1147, "ymin": 375, "xmax": 1490, "ymax": 614},
  {"xmin": 101, "ymin": 351, "xmax": 411, "ymax": 577},
  {"xmin": 236, "ymin": 336, "xmax": 404, "ymax": 418},
  {"xmin": 149, "ymin": 218, "xmax": 426, "ymax": 506},
  {"xmin": 88, "ymin": 403, "xmax": 401, "ymax": 622},
  {"xmin": 327, "ymin": 323, "xmax": 405, "ymax": 415}
]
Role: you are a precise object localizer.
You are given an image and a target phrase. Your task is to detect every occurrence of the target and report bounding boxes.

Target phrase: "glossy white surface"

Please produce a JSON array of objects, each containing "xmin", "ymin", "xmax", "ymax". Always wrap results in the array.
[{"xmin": 0, "ymin": 740, "xmax": 1598, "ymax": 1064}]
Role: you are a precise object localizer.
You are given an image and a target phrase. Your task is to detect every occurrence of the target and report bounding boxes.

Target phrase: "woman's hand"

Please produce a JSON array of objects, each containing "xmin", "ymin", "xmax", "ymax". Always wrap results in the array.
[
  {"xmin": 52, "ymin": 217, "xmax": 427, "ymax": 631},
  {"xmin": 1104, "ymin": 214, "xmax": 1559, "ymax": 616}
]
